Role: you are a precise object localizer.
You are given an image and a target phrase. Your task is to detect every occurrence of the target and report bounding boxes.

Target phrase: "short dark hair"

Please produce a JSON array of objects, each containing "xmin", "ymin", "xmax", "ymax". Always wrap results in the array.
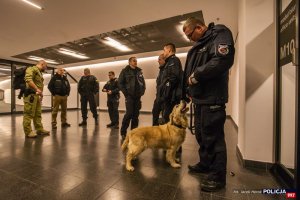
[
  {"xmin": 108, "ymin": 71, "xmax": 115, "ymax": 75},
  {"xmin": 164, "ymin": 43, "xmax": 176, "ymax": 53},
  {"xmin": 183, "ymin": 17, "xmax": 205, "ymax": 32},
  {"xmin": 128, "ymin": 57, "xmax": 136, "ymax": 62}
]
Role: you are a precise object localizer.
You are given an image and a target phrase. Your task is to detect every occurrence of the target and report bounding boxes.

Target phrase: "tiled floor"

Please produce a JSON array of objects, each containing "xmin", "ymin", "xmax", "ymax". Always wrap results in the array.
[{"xmin": 0, "ymin": 110, "xmax": 284, "ymax": 200}]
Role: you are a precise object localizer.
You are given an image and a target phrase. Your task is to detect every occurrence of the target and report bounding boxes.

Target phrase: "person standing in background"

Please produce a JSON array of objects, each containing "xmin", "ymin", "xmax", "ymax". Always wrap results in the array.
[
  {"xmin": 159, "ymin": 43, "xmax": 183, "ymax": 124},
  {"xmin": 152, "ymin": 54, "xmax": 165, "ymax": 126},
  {"xmin": 23, "ymin": 60, "xmax": 50, "ymax": 138},
  {"xmin": 118, "ymin": 57, "xmax": 146, "ymax": 140},
  {"xmin": 78, "ymin": 68, "xmax": 99, "ymax": 126},
  {"xmin": 48, "ymin": 67, "xmax": 71, "ymax": 129},
  {"xmin": 102, "ymin": 71, "xmax": 120, "ymax": 129}
]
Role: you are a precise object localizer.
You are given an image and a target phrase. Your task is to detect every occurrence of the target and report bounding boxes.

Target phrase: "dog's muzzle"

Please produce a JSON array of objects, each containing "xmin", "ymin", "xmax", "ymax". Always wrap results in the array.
[{"xmin": 180, "ymin": 100, "xmax": 188, "ymax": 113}]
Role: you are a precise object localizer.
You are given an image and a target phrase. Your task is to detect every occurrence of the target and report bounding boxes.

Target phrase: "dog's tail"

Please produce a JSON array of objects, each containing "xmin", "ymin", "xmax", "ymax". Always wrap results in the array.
[{"xmin": 121, "ymin": 135, "xmax": 129, "ymax": 152}]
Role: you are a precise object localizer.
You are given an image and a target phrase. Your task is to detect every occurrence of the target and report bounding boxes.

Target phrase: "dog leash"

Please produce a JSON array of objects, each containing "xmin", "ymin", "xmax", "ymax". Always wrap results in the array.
[{"xmin": 188, "ymin": 102, "xmax": 196, "ymax": 135}]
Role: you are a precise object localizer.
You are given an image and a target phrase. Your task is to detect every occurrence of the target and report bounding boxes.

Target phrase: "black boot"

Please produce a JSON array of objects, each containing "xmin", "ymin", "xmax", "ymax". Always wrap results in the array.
[
  {"xmin": 188, "ymin": 162, "xmax": 210, "ymax": 174},
  {"xmin": 201, "ymin": 178, "xmax": 226, "ymax": 192},
  {"xmin": 79, "ymin": 121, "xmax": 87, "ymax": 126}
]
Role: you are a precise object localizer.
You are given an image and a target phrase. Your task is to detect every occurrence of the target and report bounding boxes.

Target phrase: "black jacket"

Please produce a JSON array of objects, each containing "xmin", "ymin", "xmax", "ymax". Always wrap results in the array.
[
  {"xmin": 102, "ymin": 78, "xmax": 120, "ymax": 101},
  {"xmin": 78, "ymin": 75, "xmax": 99, "ymax": 96},
  {"xmin": 155, "ymin": 64, "xmax": 165, "ymax": 99},
  {"xmin": 48, "ymin": 74, "xmax": 70, "ymax": 96},
  {"xmin": 182, "ymin": 23, "xmax": 235, "ymax": 104},
  {"xmin": 118, "ymin": 65, "xmax": 146, "ymax": 98},
  {"xmin": 157, "ymin": 55, "xmax": 183, "ymax": 103}
]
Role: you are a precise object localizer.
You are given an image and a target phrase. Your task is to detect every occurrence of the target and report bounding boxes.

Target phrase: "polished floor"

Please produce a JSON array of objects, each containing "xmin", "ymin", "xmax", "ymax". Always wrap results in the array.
[{"xmin": 0, "ymin": 110, "xmax": 284, "ymax": 200}]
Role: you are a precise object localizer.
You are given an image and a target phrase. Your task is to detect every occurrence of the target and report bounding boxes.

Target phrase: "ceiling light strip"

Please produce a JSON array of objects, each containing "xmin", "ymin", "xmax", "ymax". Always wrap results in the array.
[
  {"xmin": 58, "ymin": 48, "xmax": 89, "ymax": 59},
  {"xmin": 22, "ymin": 0, "xmax": 43, "ymax": 10},
  {"xmin": 66, "ymin": 53, "xmax": 187, "ymax": 70},
  {"xmin": 28, "ymin": 56, "xmax": 59, "ymax": 64},
  {"xmin": 102, "ymin": 37, "xmax": 132, "ymax": 52}
]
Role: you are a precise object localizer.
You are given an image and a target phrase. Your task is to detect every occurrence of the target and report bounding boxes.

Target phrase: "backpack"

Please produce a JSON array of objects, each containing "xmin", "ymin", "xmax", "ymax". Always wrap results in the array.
[
  {"xmin": 13, "ymin": 67, "xmax": 27, "ymax": 89},
  {"xmin": 13, "ymin": 67, "xmax": 29, "ymax": 99}
]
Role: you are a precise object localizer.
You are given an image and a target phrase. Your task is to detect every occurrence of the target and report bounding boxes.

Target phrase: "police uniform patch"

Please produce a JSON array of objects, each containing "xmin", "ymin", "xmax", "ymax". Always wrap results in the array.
[{"xmin": 218, "ymin": 44, "xmax": 229, "ymax": 55}]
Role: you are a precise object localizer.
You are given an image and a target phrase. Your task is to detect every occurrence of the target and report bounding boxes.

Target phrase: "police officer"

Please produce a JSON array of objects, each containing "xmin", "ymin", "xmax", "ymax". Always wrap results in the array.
[
  {"xmin": 23, "ymin": 60, "xmax": 50, "ymax": 138},
  {"xmin": 48, "ymin": 67, "xmax": 71, "ymax": 129},
  {"xmin": 152, "ymin": 54, "xmax": 165, "ymax": 126},
  {"xmin": 78, "ymin": 68, "xmax": 99, "ymax": 126},
  {"xmin": 102, "ymin": 71, "xmax": 120, "ymax": 129},
  {"xmin": 182, "ymin": 17, "xmax": 235, "ymax": 191},
  {"xmin": 118, "ymin": 57, "xmax": 145, "ymax": 139},
  {"xmin": 159, "ymin": 43, "xmax": 183, "ymax": 124}
]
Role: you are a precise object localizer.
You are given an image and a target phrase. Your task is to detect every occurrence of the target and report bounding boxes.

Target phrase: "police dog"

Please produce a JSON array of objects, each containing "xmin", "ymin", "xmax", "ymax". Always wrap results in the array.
[{"xmin": 121, "ymin": 101, "xmax": 189, "ymax": 171}]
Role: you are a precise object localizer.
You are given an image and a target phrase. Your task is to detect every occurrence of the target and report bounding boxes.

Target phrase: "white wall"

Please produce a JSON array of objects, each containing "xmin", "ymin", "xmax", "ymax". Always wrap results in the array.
[
  {"xmin": 99, "ymin": 79, "xmax": 156, "ymax": 112},
  {"xmin": 280, "ymin": 64, "xmax": 296, "ymax": 168},
  {"xmin": 237, "ymin": 0, "xmax": 246, "ymax": 156},
  {"xmin": 0, "ymin": 48, "xmax": 239, "ymax": 116},
  {"xmin": 3, "ymin": 83, "xmax": 78, "ymax": 109},
  {"xmin": 237, "ymin": 0, "xmax": 275, "ymax": 163},
  {"xmin": 66, "ymin": 50, "xmax": 188, "ymax": 113}
]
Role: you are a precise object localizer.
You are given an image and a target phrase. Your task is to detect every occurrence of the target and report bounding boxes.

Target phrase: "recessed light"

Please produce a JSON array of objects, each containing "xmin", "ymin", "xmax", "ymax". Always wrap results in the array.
[
  {"xmin": 58, "ymin": 48, "xmax": 89, "ymax": 59},
  {"xmin": 28, "ymin": 56, "xmax": 59, "ymax": 64},
  {"xmin": 22, "ymin": 0, "xmax": 44, "ymax": 10},
  {"xmin": 101, "ymin": 37, "xmax": 132, "ymax": 52}
]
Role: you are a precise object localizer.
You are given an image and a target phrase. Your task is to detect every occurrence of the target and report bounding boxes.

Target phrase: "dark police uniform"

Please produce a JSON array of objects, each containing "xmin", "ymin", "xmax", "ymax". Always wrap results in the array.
[
  {"xmin": 152, "ymin": 64, "xmax": 165, "ymax": 126},
  {"xmin": 118, "ymin": 65, "xmax": 145, "ymax": 137},
  {"xmin": 157, "ymin": 54, "xmax": 183, "ymax": 124},
  {"xmin": 78, "ymin": 75, "xmax": 99, "ymax": 122},
  {"xmin": 182, "ymin": 23, "xmax": 235, "ymax": 184},
  {"xmin": 102, "ymin": 78, "xmax": 120, "ymax": 126},
  {"xmin": 48, "ymin": 73, "xmax": 70, "ymax": 127}
]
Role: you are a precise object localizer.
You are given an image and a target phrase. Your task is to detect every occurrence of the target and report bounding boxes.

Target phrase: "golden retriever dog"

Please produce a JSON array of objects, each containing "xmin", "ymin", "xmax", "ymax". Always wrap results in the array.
[{"xmin": 121, "ymin": 100, "xmax": 189, "ymax": 171}]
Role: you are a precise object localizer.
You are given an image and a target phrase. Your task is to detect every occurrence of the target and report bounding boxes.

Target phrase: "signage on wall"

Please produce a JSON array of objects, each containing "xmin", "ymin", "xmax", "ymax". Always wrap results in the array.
[{"xmin": 279, "ymin": 0, "xmax": 296, "ymax": 67}]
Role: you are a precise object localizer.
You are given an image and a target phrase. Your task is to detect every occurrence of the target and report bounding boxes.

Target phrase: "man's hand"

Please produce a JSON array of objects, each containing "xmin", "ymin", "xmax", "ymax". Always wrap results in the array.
[
  {"xmin": 188, "ymin": 73, "xmax": 198, "ymax": 85},
  {"xmin": 107, "ymin": 90, "xmax": 112, "ymax": 95},
  {"xmin": 39, "ymin": 95, "xmax": 43, "ymax": 103},
  {"xmin": 102, "ymin": 89, "xmax": 107, "ymax": 92},
  {"xmin": 36, "ymin": 88, "xmax": 42, "ymax": 95}
]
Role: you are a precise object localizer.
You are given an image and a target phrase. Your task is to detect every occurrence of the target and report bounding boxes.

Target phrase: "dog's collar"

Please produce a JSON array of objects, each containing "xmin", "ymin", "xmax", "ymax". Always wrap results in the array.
[{"xmin": 171, "ymin": 122, "xmax": 185, "ymax": 129}]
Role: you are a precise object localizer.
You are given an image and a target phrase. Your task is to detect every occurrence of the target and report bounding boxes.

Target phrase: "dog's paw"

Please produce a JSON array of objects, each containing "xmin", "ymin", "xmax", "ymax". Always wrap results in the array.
[
  {"xmin": 126, "ymin": 166, "xmax": 135, "ymax": 171},
  {"xmin": 171, "ymin": 163, "xmax": 181, "ymax": 168}
]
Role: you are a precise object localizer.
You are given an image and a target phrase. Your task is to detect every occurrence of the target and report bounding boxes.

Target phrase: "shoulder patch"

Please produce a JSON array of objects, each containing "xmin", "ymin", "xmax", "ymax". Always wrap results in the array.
[{"xmin": 217, "ymin": 44, "xmax": 229, "ymax": 56}]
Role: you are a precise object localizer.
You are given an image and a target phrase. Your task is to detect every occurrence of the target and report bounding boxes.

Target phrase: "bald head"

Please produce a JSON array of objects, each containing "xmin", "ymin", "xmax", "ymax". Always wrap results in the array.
[
  {"xmin": 84, "ymin": 68, "xmax": 91, "ymax": 76},
  {"xmin": 158, "ymin": 54, "xmax": 165, "ymax": 67},
  {"xmin": 37, "ymin": 60, "xmax": 47, "ymax": 71},
  {"xmin": 56, "ymin": 67, "xmax": 65, "ymax": 76}
]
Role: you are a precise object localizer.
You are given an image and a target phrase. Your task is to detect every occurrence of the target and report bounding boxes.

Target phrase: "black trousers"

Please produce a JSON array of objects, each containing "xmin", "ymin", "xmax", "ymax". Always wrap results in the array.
[
  {"xmin": 194, "ymin": 104, "xmax": 227, "ymax": 182},
  {"xmin": 152, "ymin": 99, "xmax": 162, "ymax": 126},
  {"xmin": 162, "ymin": 100, "xmax": 179, "ymax": 124},
  {"xmin": 107, "ymin": 99, "xmax": 119, "ymax": 125},
  {"xmin": 121, "ymin": 96, "xmax": 141, "ymax": 136},
  {"xmin": 80, "ymin": 94, "xmax": 98, "ymax": 120}
]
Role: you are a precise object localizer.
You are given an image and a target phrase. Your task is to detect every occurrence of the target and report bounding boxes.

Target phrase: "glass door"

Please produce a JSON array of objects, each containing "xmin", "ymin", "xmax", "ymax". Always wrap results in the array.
[
  {"xmin": 0, "ymin": 61, "xmax": 12, "ymax": 114},
  {"xmin": 273, "ymin": 0, "xmax": 299, "ymax": 189}
]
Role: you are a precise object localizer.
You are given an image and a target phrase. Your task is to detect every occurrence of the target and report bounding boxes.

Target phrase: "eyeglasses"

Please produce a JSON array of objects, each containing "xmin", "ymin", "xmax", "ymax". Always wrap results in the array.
[{"xmin": 186, "ymin": 26, "xmax": 197, "ymax": 39}]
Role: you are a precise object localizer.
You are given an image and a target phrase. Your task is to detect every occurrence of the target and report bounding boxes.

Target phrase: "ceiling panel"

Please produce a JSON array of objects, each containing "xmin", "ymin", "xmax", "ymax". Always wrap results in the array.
[{"xmin": 13, "ymin": 11, "xmax": 203, "ymax": 65}]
